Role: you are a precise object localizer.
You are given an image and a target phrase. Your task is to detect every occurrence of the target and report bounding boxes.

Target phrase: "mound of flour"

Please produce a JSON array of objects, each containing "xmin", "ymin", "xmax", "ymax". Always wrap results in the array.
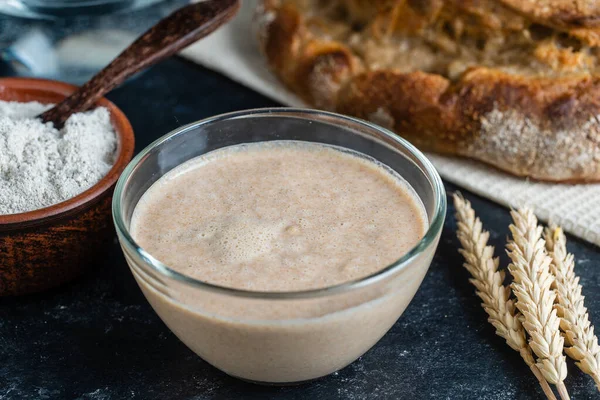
[{"xmin": 0, "ymin": 101, "xmax": 117, "ymax": 215}]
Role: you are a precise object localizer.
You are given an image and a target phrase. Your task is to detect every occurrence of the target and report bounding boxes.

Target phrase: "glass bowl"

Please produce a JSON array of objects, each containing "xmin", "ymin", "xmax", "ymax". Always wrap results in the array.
[{"xmin": 113, "ymin": 108, "xmax": 446, "ymax": 384}]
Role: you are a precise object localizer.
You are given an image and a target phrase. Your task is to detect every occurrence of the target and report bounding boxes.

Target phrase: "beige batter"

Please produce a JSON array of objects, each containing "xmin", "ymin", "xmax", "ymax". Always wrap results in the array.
[
  {"xmin": 127, "ymin": 141, "xmax": 435, "ymax": 383},
  {"xmin": 131, "ymin": 141, "xmax": 426, "ymax": 292}
]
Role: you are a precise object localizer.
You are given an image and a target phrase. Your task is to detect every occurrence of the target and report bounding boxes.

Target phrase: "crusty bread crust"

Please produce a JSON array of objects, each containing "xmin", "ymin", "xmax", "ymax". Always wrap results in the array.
[
  {"xmin": 500, "ymin": 0, "xmax": 600, "ymax": 29},
  {"xmin": 256, "ymin": 0, "xmax": 600, "ymax": 182}
]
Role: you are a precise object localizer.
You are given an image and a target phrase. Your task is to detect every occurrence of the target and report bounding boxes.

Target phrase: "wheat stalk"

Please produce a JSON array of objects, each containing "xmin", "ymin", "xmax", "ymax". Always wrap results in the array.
[
  {"xmin": 453, "ymin": 194, "xmax": 557, "ymax": 400},
  {"xmin": 507, "ymin": 209, "xmax": 569, "ymax": 400},
  {"xmin": 545, "ymin": 226, "xmax": 600, "ymax": 391}
]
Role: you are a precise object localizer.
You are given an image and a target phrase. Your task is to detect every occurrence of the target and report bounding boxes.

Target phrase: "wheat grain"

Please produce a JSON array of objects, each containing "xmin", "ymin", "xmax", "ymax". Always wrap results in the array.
[
  {"xmin": 453, "ymin": 194, "xmax": 557, "ymax": 400},
  {"xmin": 507, "ymin": 209, "xmax": 569, "ymax": 400},
  {"xmin": 545, "ymin": 226, "xmax": 600, "ymax": 391}
]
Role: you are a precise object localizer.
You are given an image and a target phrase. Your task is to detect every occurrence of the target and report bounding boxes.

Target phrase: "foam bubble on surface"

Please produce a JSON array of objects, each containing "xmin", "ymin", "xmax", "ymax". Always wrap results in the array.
[{"xmin": 131, "ymin": 141, "xmax": 428, "ymax": 291}]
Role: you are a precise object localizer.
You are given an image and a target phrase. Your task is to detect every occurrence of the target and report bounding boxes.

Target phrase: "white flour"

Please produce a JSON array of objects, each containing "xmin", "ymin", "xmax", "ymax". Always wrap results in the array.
[{"xmin": 0, "ymin": 101, "xmax": 117, "ymax": 215}]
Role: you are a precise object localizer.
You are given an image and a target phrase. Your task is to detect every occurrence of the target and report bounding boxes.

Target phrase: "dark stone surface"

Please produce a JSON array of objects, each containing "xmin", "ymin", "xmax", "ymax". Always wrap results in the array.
[{"xmin": 1, "ymin": 58, "xmax": 600, "ymax": 399}]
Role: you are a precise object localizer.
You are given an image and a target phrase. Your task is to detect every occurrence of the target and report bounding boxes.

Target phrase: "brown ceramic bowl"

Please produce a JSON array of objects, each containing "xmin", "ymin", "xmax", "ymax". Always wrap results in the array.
[{"xmin": 0, "ymin": 78, "xmax": 135, "ymax": 296}]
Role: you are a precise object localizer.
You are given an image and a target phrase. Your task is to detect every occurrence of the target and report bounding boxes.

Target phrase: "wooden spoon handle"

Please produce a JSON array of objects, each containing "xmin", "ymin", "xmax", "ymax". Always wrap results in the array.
[{"xmin": 40, "ymin": 0, "xmax": 240, "ymax": 128}]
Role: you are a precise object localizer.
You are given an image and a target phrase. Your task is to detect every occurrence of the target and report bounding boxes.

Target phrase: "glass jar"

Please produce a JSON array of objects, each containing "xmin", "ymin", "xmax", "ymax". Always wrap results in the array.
[{"xmin": 0, "ymin": 0, "xmax": 187, "ymax": 84}]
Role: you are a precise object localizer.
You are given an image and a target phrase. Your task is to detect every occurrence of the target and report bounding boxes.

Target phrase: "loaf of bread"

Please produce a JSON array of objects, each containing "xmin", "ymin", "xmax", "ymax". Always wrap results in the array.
[{"xmin": 256, "ymin": 0, "xmax": 600, "ymax": 182}]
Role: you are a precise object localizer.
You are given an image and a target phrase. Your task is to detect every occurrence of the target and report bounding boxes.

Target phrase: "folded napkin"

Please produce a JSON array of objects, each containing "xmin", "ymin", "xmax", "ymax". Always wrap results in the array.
[{"xmin": 181, "ymin": 0, "xmax": 600, "ymax": 247}]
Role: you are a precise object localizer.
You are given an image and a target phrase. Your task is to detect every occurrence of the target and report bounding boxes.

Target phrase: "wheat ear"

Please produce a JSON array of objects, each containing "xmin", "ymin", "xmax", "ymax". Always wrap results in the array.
[
  {"xmin": 453, "ymin": 195, "xmax": 557, "ymax": 400},
  {"xmin": 507, "ymin": 209, "xmax": 569, "ymax": 400},
  {"xmin": 544, "ymin": 226, "xmax": 600, "ymax": 391}
]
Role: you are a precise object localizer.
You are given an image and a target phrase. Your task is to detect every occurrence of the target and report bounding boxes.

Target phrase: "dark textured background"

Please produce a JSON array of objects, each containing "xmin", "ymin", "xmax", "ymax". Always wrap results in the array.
[{"xmin": 1, "ymin": 58, "xmax": 599, "ymax": 399}]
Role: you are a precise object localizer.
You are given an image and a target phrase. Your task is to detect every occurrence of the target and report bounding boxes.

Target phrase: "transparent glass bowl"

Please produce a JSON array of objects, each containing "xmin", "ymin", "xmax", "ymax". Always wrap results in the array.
[{"xmin": 113, "ymin": 108, "xmax": 446, "ymax": 384}]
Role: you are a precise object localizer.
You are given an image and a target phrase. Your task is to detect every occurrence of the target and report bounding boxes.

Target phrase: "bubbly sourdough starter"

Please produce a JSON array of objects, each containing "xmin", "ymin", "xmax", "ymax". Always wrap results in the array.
[
  {"xmin": 132, "ymin": 141, "xmax": 426, "ymax": 291},
  {"xmin": 129, "ymin": 141, "xmax": 432, "ymax": 383}
]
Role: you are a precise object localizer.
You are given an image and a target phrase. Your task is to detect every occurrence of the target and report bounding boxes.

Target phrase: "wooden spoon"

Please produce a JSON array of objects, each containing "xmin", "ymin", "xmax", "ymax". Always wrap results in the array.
[{"xmin": 40, "ymin": 0, "xmax": 240, "ymax": 129}]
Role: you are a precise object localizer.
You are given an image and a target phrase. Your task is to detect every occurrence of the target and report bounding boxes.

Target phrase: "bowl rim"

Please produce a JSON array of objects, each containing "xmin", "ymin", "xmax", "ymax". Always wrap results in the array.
[
  {"xmin": 0, "ymin": 77, "xmax": 135, "ymax": 230},
  {"xmin": 113, "ymin": 107, "xmax": 446, "ymax": 299}
]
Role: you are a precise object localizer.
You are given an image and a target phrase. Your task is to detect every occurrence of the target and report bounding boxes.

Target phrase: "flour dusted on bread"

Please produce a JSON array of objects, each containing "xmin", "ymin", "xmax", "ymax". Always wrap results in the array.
[{"xmin": 257, "ymin": 0, "xmax": 600, "ymax": 182}]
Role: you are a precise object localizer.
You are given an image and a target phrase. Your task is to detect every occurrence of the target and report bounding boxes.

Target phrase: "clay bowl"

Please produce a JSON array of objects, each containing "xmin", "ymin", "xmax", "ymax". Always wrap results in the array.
[{"xmin": 0, "ymin": 77, "xmax": 135, "ymax": 296}]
